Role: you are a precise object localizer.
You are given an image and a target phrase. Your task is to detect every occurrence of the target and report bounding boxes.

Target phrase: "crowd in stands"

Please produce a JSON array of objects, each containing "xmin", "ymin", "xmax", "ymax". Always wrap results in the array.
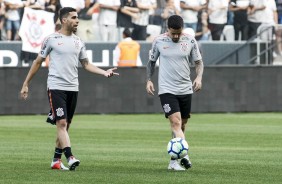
[{"xmin": 0, "ymin": 0, "xmax": 282, "ymax": 42}]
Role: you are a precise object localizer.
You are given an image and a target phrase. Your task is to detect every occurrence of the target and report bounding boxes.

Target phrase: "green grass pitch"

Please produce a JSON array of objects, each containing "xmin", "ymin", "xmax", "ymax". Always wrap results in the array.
[{"xmin": 0, "ymin": 113, "xmax": 281, "ymax": 184}]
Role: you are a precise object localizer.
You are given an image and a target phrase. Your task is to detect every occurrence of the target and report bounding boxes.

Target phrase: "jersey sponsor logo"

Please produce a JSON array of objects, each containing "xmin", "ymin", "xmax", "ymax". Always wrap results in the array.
[
  {"xmin": 163, "ymin": 104, "xmax": 171, "ymax": 113},
  {"xmin": 163, "ymin": 46, "xmax": 169, "ymax": 49},
  {"xmin": 56, "ymin": 107, "xmax": 64, "ymax": 117},
  {"xmin": 58, "ymin": 42, "xmax": 63, "ymax": 45}
]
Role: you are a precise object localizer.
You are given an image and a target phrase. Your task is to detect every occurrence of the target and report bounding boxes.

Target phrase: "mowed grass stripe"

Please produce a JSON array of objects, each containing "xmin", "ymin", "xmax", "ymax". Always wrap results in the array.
[{"xmin": 0, "ymin": 113, "xmax": 281, "ymax": 184}]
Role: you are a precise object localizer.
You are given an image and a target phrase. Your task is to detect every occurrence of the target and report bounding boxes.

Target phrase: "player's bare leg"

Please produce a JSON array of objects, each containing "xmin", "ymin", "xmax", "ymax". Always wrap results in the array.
[
  {"xmin": 181, "ymin": 119, "xmax": 188, "ymax": 132},
  {"xmin": 56, "ymin": 119, "xmax": 71, "ymax": 148},
  {"xmin": 168, "ymin": 112, "xmax": 185, "ymax": 139},
  {"xmin": 56, "ymin": 119, "xmax": 80, "ymax": 171},
  {"xmin": 179, "ymin": 118, "xmax": 192, "ymax": 169},
  {"xmin": 167, "ymin": 112, "xmax": 187, "ymax": 170}
]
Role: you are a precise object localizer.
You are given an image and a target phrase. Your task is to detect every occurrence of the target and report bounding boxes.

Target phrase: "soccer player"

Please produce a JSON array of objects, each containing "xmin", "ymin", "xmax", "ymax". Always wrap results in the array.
[
  {"xmin": 20, "ymin": 7, "xmax": 119, "ymax": 171},
  {"xmin": 146, "ymin": 15, "xmax": 204, "ymax": 171}
]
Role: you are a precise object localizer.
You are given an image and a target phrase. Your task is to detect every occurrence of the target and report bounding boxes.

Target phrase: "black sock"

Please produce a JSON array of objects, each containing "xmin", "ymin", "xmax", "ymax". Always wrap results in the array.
[
  {"xmin": 53, "ymin": 147, "xmax": 63, "ymax": 161},
  {"xmin": 63, "ymin": 147, "xmax": 73, "ymax": 160}
]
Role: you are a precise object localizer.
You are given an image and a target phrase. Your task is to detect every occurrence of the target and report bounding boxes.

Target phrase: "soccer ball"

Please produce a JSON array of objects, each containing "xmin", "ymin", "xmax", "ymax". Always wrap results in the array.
[{"xmin": 167, "ymin": 138, "xmax": 189, "ymax": 159}]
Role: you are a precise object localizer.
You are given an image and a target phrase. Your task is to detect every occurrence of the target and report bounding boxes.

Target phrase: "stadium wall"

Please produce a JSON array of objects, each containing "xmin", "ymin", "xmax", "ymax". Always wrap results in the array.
[
  {"xmin": 1, "ymin": 66, "xmax": 282, "ymax": 115},
  {"xmin": 0, "ymin": 41, "xmax": 268, "ymax": 66}
]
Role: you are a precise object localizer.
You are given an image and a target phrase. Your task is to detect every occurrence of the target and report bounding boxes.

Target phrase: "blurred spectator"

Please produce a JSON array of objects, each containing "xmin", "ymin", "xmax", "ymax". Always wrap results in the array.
[
  {"xmin": 195, "ymin": 10, "xmax": 211, "ymax": 40},
  {"xmin": 0, "ymin": 0, "xmax": 5, "ymax": 40},
  {"xmin": 229, "ymin": 0, "xmax": 250, "ymax": 40},
  {"xmin": 160, "ymin": 0, "xmax": 180, "ymax": 33},
  {"xmin": 26, "ymin": 0, "xmax": 47, "ymax": 10},
  {"xmin": 49, "ymin": 0, "xmax": 61, "ymax": 23},
  {"xmin": 264, "ymin": 0, "xmax": 278, "ymax": 25},
  {"xmin": 26, "ymin": 0, "xmax": 59, "ymax": 18},
  {"xmin": 4, "ymin": 0, "xmax": 26, "ymax": 41},
  {"xmin": 94, "ymin": 0, "xmax": 120, "ymax": 42},
  {"xmin": 131, "ymin": 0, "xmax": 156, "ymax": 40},
  {"xmin": 117, "ymin": 0, "xmax": 139, "ymax": 41},
  {"xmin": 207, "ymin": 0, "xmax": 230, "ymax": 40},
  {"xmin": 148, "ymin": 0, "xmax": 162, "ymax": 25},
  {"xmin": 76, "ymin": 0, "xmax": 96, "ymax": 41},
  {"xmin": 264, "ymin": 0, "xmax": 280, "ymax": 57},
  {"xmin": 114, "ymin": 28, "xmax": 141, "ymax": 67},
  {"xmin": 247, "ymin": 0, "xmax": 267, "ymax": 39},
  {"xmin": 180, "ymin": 0, "xmax": 206, "ymax": 32},
  {"xmin": 174, "ymin": 0, "xmax": 181, "ymax": 12},
  {"xmin": 86, "ymin": 1, "xmax": 100, "ymax": 41},
  {"xmin": 59, "ymin": 0, "xmax": 84, "ymax": 11},
  {"xmin": 277, "ymin": 0, "xmax": 282, "ymax": 24},
  {"xmin": 20, "ymin": 0, "xmax": 57, "ymax": 65},
  {"xmin": 227, "ymin": 9, "xmax": 234, "ymax": 25}
]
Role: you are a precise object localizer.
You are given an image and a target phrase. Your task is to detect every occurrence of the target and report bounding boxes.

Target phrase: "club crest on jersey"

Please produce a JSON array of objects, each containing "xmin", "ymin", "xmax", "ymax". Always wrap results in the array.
[{"xmin": 180, "ymin": 43, "xmax": 189, "ymax": 52}]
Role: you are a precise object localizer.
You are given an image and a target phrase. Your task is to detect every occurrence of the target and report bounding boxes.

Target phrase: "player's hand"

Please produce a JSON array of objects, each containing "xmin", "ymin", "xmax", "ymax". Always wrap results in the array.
[
  {"xmin": 193, "ymin": 77, "xmax": 202, "ymax": 92},
  {"xmin": 146, "ymin": 80, "xmax": 155, "ymax": 95},
  {"xmin": 105, "ymin": 67, "xmax": 119, "ymax": 78},
  {"xmin": 20, "ymin": 84, "xmax": 29, "ymax": 100}
]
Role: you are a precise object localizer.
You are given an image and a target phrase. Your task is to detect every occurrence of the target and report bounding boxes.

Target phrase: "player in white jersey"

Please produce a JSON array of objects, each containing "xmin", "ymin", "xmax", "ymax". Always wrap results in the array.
[
  {"xmin": 20, "ymin": 7, "xmax": 119, "ymax": 171},
  {"xmin": 146, "ymin": 15, "xmax": 204, "ymax": 171}
]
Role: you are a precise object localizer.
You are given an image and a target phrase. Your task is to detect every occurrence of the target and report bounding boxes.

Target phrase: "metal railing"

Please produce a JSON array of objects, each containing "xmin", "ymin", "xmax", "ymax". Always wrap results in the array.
[{"xmin": 211, "ymin": 24, "xmax": 282, "ymax": 65}]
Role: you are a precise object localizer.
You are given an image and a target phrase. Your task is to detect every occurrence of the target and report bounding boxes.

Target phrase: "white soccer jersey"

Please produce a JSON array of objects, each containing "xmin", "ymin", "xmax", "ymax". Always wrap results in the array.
[
  {"xmin": 149, "ymin": 33, "xmax": 202, "ymax": 95},
  {"xmin": 40, "ymin": 32, "xmax": 88, "ymax": 91}
]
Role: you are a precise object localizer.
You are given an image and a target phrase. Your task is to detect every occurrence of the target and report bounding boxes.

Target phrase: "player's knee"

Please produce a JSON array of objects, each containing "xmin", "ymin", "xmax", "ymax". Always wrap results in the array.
[
  {"xmin": 171, "ymin": 119, "xmax": 182, "ymax": 129},
  {"xmin": 56, "ymin": 119, "xmax": 68, "ymax": 129}
]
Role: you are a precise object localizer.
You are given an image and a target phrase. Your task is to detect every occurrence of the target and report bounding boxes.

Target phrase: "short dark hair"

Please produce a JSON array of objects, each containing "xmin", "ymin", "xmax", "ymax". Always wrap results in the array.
[
  {"xmin": 59, "ymin": 7, "xmax": 77, "ymax": 23},
  {"xmin": 167, "ymin": 15, "xmax": 184, "ymax": 29},
  {"xmin": 123, "ymin": 28, "xmax": 131, "ymax": 38}
]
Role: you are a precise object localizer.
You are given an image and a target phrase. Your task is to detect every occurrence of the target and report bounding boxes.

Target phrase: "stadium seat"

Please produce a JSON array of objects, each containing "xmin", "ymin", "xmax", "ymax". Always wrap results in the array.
[
  {"xmin": 183, "ymin": 28, "xmax": 195, "ymax": 37},
  {"xmin": 220, "ymin": 25, "xmax": 235, "ymax": 41},
  {"xmin": 146, "ymin": 25, "xmax": 161, "ymax": 42}
]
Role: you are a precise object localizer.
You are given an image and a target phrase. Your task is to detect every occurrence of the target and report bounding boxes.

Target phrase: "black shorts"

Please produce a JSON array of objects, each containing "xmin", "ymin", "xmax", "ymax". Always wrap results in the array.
[
  {"xmin": 46, "ymin": 89, "xmax": 78, "ymax": 125},
  {"xmin": 159, "ymin": 93, "xmax": 192, "ymax": 119}
]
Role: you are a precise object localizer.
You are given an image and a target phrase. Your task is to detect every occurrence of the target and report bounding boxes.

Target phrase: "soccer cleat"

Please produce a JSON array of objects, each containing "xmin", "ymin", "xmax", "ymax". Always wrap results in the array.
[
  {"xmin": 180, "ymin": 155, "xmax": 192, "ymax": 169},
  {"xmin": 51, "ymin": 159, "xmax": 69, "ymax": 170},
  {"xmin": 168, "ymin": 160, "xmax": 185, "ymax": 171},
  {"xmin": 68, "ymin": 156, "xmax": 80, "ymax": 171}
]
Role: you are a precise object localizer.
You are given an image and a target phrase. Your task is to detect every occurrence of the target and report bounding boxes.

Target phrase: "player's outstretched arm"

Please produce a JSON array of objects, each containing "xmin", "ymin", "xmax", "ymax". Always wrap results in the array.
[
  {"xmin": 20, "ymin": 56, "xmax": 45, "ymax": 100},
  {"xmin": 193, "ymin": 59, "xmax": 204, "ymax": 92},
  {"xmin": 80, "ymin": 58, "xmax": 119, "ymax": 78},
  {"xmin": 146, "ymin": 60, "xmax": 156, "ymax": 95}
]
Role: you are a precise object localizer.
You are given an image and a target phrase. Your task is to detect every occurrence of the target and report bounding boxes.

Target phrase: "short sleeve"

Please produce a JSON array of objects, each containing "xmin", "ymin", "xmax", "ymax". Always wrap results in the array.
[
  {"xmin": 190, "ymin": 38, "xmax": 202, "ymax": 62},
  {"xmin": 79, "ymin": 40, "xmax": 88, "ymax": 60},
  {"xmin": 149, "ymin": 39, "xmax": 160, "ymax": 62},
  {"xmin": 39, "ymin": 37, "xmax": 52, "ymax": 58}
]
